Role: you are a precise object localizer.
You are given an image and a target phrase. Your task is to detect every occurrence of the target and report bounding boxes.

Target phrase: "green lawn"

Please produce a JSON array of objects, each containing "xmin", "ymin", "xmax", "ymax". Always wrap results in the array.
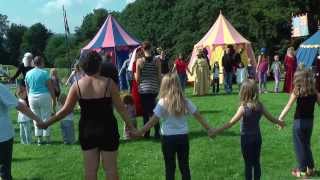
[{"xmin": 9, "ymin": 83, "xmax": 320, "ymax": 180}]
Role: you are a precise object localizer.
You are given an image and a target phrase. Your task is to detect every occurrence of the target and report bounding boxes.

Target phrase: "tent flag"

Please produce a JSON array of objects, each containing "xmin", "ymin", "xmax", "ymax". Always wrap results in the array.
[
  {"xmin": 292, "ymin": 13, "xmax": 309, "ymax": 38},
  {"xmin": 296, "ymin": 30, "xmax": 320, "ymax": 67}
]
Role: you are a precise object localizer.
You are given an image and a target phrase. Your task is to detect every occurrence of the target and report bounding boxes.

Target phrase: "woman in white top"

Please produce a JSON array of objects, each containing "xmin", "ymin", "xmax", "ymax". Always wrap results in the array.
[{"xmin": 134, "ymin": 73, "xmax": 214, "ymax": 180}]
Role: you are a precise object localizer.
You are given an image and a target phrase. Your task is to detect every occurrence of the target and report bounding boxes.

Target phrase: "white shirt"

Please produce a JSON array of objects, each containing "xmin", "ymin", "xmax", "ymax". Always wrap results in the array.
[
  {"xmin": 0, "ymin": 83, "xmax": 18, "ymax": 142},
  {"xmin": 153, "ymin": 98, "xmax": 197, "ymax": 136},
  {"xmin": 236, "ymin": 68, "xmax": 248, "ymax": 84}
]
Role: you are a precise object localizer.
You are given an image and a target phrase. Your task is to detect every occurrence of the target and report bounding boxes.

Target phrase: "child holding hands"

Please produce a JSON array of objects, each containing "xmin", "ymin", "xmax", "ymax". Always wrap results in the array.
[
  {"xmin": 210, "ymin": 79, "xmax": 284, "ymax": 180},
  {"xmin": 134, "ymin": 73, "xmax": 214, "ymax": 180},
  {"xmin": 279, "ymin": 69, "xmax": 320, "ymax": 178}
]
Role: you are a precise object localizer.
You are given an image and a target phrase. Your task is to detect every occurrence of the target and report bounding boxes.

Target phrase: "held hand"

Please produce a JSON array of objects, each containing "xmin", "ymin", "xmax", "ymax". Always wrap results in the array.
[
  {"xmin": 36, "ymin": 121, "xmax": 48, "ymax": 129},
  {"xmin": 277, "ymin": 120, "xmax": 285, "ymax": 129},
  {"xmin": 208, "ymin": 128, "xmax": 217, "ymax": 138},
  {"xmin": 129, "ymin": 129, "xmax": 143, "ymax": 138}
]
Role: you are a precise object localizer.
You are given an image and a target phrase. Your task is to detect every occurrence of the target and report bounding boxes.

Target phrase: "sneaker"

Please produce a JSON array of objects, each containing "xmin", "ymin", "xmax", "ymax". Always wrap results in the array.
[{"xmin": 291, "ymin": 168, "xmax": 307, "ymax": 178}]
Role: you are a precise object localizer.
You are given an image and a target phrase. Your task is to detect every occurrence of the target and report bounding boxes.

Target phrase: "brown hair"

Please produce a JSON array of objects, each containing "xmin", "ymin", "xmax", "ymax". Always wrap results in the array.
[
  {"xmin": 33, "ymin": 56, "xmax": 44, "ymax": 66},
  {"xmin": 142, "ymin": 41, "xmax": 151, "ymax": 51},
  {"xmin": 293, "ymin": 68, "xmax": 316, "ymax": 97},
  {"xmin": 239, "ymin": 79, "xmax": 261, "ymax": 110}
]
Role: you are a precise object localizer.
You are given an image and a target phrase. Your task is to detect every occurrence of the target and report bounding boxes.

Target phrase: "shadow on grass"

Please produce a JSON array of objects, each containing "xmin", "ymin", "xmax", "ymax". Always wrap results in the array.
[
  {"xmin": 199, "ymin": 110, "xmax": 221, "ymax": 114},
  {"xmin": 12, "ymin": 157, "xmax": 39, "ymax": 162}
]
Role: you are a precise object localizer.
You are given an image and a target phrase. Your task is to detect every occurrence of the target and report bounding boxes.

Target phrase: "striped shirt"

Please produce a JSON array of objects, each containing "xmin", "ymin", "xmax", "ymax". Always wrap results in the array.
[{"xmin": 139, "ymin": 56, "xmax": 160, "ymax": 94}]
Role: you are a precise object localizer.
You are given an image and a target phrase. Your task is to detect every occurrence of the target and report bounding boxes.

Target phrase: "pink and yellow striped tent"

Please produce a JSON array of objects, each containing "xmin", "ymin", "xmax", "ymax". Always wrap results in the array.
[{"xmin": 188, "ymin": 12, "xmax": 256, "ymax": 80}]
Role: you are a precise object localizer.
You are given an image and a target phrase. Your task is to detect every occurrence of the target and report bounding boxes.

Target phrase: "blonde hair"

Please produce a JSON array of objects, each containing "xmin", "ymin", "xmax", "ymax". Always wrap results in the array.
[
  {"xmin": 287, "ymin": 47, "xmax": 295, "ymax": 56},
  {"xmin": 158, "ymin": 73, "xmax": 187, "ymax": 116},
  {"xmin": 239, "ymin": 79, "xmax": 261, "ymax": 109},
  {"xmin": 293, "ymin": 68, "xmax": 316, "ymax": 97},
  {"xmin": 50, "ymin": 68, "xmax": 58, "ymax": 77}
]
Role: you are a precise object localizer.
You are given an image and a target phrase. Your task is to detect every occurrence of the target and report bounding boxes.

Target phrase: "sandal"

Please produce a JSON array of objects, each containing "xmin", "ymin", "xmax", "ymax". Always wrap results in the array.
[{"xmin": 291, "ymin": 168, "xmax": 307, "ymax": 178}]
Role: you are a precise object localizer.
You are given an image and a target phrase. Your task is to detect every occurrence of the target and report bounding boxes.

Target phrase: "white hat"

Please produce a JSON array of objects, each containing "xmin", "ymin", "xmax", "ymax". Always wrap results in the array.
[{"xmin": 24, "ymin": 52, "xmax": 33, "ymax": 58}]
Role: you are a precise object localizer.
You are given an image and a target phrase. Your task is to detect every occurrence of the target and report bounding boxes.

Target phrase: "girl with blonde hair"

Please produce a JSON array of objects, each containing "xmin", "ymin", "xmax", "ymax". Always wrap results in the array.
[
  {"xmin": 210, "ymin": 79, "xmax": 285, "ymax": 180},
  {"xmin": 279, "ymin": 69, "xmax": 320, "ymax": 178},
  {"xmin": 135, "ymin": 73, "xmax": 214, "ymax": 180}
]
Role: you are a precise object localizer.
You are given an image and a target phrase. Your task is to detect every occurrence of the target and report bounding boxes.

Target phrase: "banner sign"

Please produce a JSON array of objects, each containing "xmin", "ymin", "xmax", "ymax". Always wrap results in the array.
[{"xmin": 292, "ymin": 13, "xmax": 309, "ymax": 37}]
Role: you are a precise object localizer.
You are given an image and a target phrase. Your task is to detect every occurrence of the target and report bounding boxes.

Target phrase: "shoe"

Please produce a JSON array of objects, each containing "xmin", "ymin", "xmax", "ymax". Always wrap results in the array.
[{"xmin": 291, "ymin": 168, "xmax": 307, "ymax": 178}]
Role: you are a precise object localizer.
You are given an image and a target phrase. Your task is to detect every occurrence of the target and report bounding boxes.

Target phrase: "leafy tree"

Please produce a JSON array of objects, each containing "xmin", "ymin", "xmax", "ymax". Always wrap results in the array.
[
  {"xmin": 75, "ymin": 8, "xmax": 109, "ymax": 42},
  {"xmin": 21, "ymin": 23, "xmax": 52, "ymax": 58},
  {"xmin": 5, "ymin": 24, "xmax": 27, "ymax": 65},
  {"xmin": 0, "ymin": 14, "xmax": 9, "ymax": 64}
]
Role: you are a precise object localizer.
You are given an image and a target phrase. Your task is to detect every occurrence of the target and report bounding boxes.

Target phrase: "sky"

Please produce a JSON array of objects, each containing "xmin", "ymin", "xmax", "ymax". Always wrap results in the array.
[{"xmin": 0, "ymin": 0, "xmax": 136, "ymax": 33}]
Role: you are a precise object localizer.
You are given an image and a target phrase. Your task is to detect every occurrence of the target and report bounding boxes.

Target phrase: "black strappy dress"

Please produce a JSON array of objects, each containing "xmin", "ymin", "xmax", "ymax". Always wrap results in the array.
[{"xmin": 76, "ymin": 80, "xmax": 119, "ymax": 151}]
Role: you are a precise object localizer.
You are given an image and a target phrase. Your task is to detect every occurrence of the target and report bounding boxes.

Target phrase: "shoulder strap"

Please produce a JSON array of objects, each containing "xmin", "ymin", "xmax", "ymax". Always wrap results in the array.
[
  {"xmin": 104, "ymin": 79, "xmax": 111, "ymax": 97},
  {"xmin": 76, "ymin": 80, "xmax": 82, "ymax": 98}
]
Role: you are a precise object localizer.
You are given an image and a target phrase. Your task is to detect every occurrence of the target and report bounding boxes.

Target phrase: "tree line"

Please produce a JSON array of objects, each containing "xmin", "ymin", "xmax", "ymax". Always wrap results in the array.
[{"xmin": 0, "ymin": 0, "xmax": 319, "ymax": 67}]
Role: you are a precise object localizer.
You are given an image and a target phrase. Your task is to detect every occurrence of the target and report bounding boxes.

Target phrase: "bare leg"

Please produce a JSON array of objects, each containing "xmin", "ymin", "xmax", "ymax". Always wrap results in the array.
[
  {"xmin": 83, "ymin": 148, "xmax": 100, "ymax": 180},
  {"xmin": 101, "ymin": 151, "xmax": 119, "ymax": 180}
]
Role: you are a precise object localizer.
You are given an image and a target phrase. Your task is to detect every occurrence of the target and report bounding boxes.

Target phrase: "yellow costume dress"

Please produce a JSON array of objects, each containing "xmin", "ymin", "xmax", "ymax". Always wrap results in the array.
[{"xmin": 192, "ymin": 58, "xmax": 210, "ymax": 96}]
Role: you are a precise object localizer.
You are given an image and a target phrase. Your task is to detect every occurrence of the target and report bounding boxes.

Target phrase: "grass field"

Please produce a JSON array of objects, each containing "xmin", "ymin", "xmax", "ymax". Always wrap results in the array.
[{"xmin": 8, "ymin": 82, "xmax": 320, "ymax": 180}]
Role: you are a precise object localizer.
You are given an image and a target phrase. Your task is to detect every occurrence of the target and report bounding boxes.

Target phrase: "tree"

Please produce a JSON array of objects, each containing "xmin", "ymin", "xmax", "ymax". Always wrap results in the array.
[
  {"xmin": 21, "ymin": 23, "xmax": 52, "ymax": 58},
  {"xmin": 0, "ymin": 14, "xmax": 9, "ymax": 64},
  {"xmin": 6, "ymin": 24, "xmax": 27, "ymax": 65},
  {"xmin": 44, "ymin": 35, "xmax": 66, "ymax": 67}
]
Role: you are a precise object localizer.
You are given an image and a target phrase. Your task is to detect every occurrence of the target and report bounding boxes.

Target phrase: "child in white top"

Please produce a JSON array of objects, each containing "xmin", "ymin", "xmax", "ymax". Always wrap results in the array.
[
  {"xmin": 271, "ymin": 55, "xmax": 281, "ymax": 93},
  {"xmin": 122, "ymin": 94, "xmax": 137, "ymax": 140},
  {"xmin": 58, "ymin": 94, "xmax": 75, "ymax": 144},
  {"xmin": 134, "ymin": 73, "xmax": 214, "ymax": 180},
  {"xmin": 236, "ymin": 62, "xmax": 248, "ymax": 90},
  {"xmin": 16, "ymin": 82, "xmax": 32, "ymax": 144},
  {"xmin": 212, "ymin": 61, "xmax": 220, "ymax": 94}
]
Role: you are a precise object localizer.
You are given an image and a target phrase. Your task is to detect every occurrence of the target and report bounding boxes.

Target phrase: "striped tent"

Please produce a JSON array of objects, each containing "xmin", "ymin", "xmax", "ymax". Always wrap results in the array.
[
  {"xmin": 82, "ymin": 15, "xmax": 140, "ymax": 90},
  {"xmin": 296, "ymin": 30, "xmax": 320, "ymax": 67},
  {"xmin": 82, "ymin": 15, "xmax": 140, "ymax": 51},
  {"xmin": 188, "ymin": 12, "xmax": 255, "ymax": 80}
]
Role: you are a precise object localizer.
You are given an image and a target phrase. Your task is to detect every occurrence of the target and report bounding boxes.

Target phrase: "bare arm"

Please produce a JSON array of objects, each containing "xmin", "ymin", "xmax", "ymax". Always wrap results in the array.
[
  {"xmin": 16, "ymin": 102, "xmax": 42, "ymax": 124},
  {"xmin": 279, "ymin": 93, "xmax": 297, "ymax": 121},
  {"xmin": 138, "ymin": 115, "xmax": 160, "ymax": 135},
  {"xmin": 256, "ymin": 55, "xmax": 261, "ymax": 72},
  {"xmin": 212, "ymin": 106, "xmax": 244, "ymax": 135},
  {"xmin": 110, "ymin": 80, "xmax": 136, "ymax": 130},
  {"xmin": 44, "ymin": 84, "xmax": 78, "ymax": 127},
  {"xmin": 192, "ymin": 111, "xmax": 212, "ymax": 131},
  {"xmin": 317, "ymin": 93, "xmax": 320, "ymax": 105},
  {"xmin": 11, "ymin": 65, "xmax": 22, "ymax": 81}
]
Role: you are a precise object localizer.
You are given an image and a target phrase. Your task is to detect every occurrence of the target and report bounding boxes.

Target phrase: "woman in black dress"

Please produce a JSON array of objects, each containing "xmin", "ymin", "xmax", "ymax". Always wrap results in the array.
[{"xmin": 40, "ymin": 51, "xmax": 136, "ymax": 180}]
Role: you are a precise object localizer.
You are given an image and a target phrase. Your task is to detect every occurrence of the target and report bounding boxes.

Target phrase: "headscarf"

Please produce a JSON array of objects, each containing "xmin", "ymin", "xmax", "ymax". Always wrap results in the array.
[
  {"xmin": 128, "ymin": 46, "xmax": 142, "ymax": 71},
  {"xmin": 22, "ymin": 52, "xmax": 33, "ymax": 67}
]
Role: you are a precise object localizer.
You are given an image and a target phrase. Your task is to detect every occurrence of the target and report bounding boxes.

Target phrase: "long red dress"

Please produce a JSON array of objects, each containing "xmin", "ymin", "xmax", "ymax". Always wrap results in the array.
[
  {"xmin": 131, "ymin": 61, "xmax": 143, "ymax": 116},
  {"xmin": 283, "ymin": 55, "xmax": 297, "ymax": 93},
  {"xmin": 316, "ymin": 58, "xmax": 320, "ymax": 92}
]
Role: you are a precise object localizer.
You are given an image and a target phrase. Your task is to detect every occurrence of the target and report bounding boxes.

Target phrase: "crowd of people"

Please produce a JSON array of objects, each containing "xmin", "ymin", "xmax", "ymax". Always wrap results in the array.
[{"xmin": 1, "ymin": 41, "xmax": 320, "ymax": 180}]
